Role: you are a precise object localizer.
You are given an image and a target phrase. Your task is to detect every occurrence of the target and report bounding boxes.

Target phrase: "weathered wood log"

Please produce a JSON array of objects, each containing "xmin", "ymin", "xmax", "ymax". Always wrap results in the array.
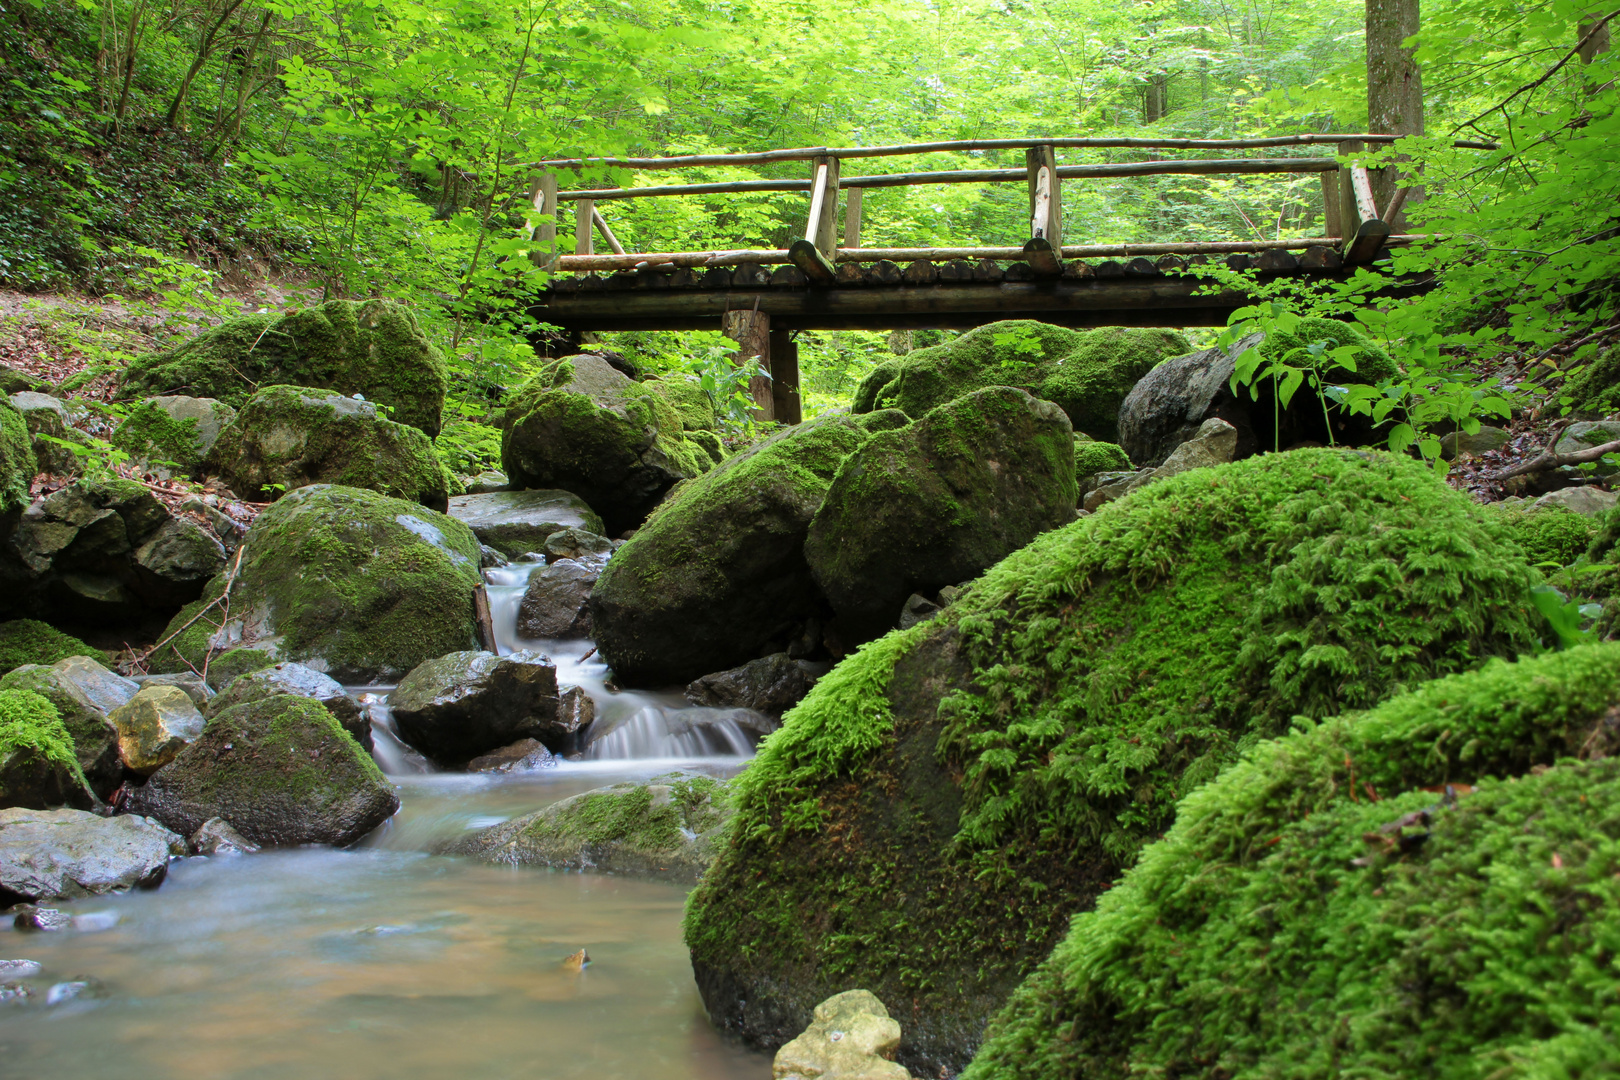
[
  {"xmin": 939, "ymin": 259, "xmax": 975, "ymax": 282},
  {"xmin": 733, "ymin": 262, "xmax": 771, "ymax": 287},
  {"xmin": 608, "ymin": 269, "xmax": 638, "ymax": 289},
  {"xmin": 1350, "ymin": 166, "xmax": 1381, "ymax": 227},
  {"xmin": 530, "ymin": 134, "xmax": 1497, "ymax": 172},
  {"xmin": 769, "ymin": 328, "xmax": 801, "ymax": 425},
  {"xmin": 771, "ymin": 265, "xmax": 809, "ymax": 287},
  {"xmin": 808, "ymin": 155, "xmax": 841, "ymax": 257},
  {"xmin": 1124, "ymin": 257, "xmax": 1160, "ymax": 277},
  {"xmin": 575, "ymin": 274, "xmax": 605, "ymax": 290},
  {"xmin": 843, "ymin": 187, "xmax": 863, "ymax": 249},
  {"xmin": 591, "ymin": 206, "xmax": 627, "ymax": 255},
  {"xmin": 1223, "ymin": 253, "xmax": 1252, "ymax": 272},
  {"xmin": 1094, "ymin": 260, "xmax": 1126, "ymax": 278},
  {"xmin": 1063, "ymin": 260, "xmax": 1095, "ymax": 279},
  {"xmin": 529, "ymin": 171, "xmax": 559, "ymax": 271},
  {"xmin": 700, "ymin": 267, "xmax": 733, "ymax": 289},
  {"xmin": 903, "ymin": 260, "xmax": 940, "ymax": 285},
  {"xmin": 1004, "ymin": 262, "xmax": 1036, "ymax": 281},
  {"xmin": 972, "ymin": 258, "xmax": 1004, "ymax": 282},
  {"xmin": 788, "ymin": 239, "xmax": 838, "ymax": 285},
  {"xmin": 1344, "ymin": 219, "xmax": 1392, "ymax": 264},
  {"xmin": 835, "ymin": 263, "xmax": 867, "ymax": 286},
  {"xmin": 473, "ymin": 584, "xmax": 497, "ymax": 651},
  {"xmin": 1299, "ymin": 245, "xmax": 1343, "ymax": 270},
  {"xmin": 869, "ymin": 260, "xmax": 904, "ymax": 286},
  {"xmin": 722, "ymin": 307, "xmax": 773, "ymax": 419},
  {"xmin": 635, "ymin": 267, "xmax": 672, "ymax": 288},
  {"xmin": 1023, "ymin": 237, "xmax": 1063, "ymax": 277},
  {"xmin": 1155, "ymin": 254, "xmax": 1188, "ymax": 273},
  {"xmin": 550, "ymin": 276, "xmax": 579, "ymax": 293},
  {"xmin": 575, "ymin": 197, "xmax": 595, "ymax": 256},
  {"xmin": 1028, "ymin": 144, "xmax": 1062, "ymax": 246},
  {"xmin": 670, "ymin": 267, "xmax": 701, "ymax": 288},
  {"xmin": 1253, "ymin": 249, "xmax": 1300, "ymax": 272}
]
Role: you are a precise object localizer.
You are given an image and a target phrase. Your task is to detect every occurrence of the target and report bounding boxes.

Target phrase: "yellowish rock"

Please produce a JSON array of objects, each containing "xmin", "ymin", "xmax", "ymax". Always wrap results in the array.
[
  {"xmin": 108, "ymin": 685, "xmax": 205, "ymax": 775},
  {"xmin": 774, "ymin": 989, "xmax": 912, "ymax": 1080}
]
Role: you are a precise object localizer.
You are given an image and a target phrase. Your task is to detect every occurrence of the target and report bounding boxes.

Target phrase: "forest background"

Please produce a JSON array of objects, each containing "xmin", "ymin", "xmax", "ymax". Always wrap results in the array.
[{"xmin": 0, "ymin": 0, "xmax": 1617, "ymax": 474}]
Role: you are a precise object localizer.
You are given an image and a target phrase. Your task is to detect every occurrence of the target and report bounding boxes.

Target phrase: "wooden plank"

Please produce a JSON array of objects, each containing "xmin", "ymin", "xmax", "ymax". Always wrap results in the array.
[
  {"xmin": 529, "ymin": 171, "xmax": 558, "ymax": 271},
  {"xmin": 769, "ymin": 328, "xmax": 801, "ymax": 424},
  {"xmin": 1023, "ymin": 237, "xmax": 1063, "ymax": 277},
  {"xmin": 788, "ymin": 239, "xmax": 838, "ymax": 285},
  {"xmin": 472, "ymin": 584, "xmax": 497, "ymax": 651},
  {"xmin": 809, "ymin": 155, "xmax": 841, "ymax": 256},
  {"xmin": 1381, "ymin": 185, "xmax": 1412, "ymax": 225},
  {"xmin": 530, "ymin": 134, "xmax": 1497, "ymax": 171},
  {"xmin": 574, "ymin": 197, "xmax": 594, "ymax": 256},
  {"xmin": 722, "ymin": 308, "xmax": 773, "ymax": 419},
  {"xmin": 1350, "ymin": 166, "xmax": 1381, "ymax": 227},
  {"xmin": 804, "ymin": 161, "xmax": 831, "ymax": 244},
  {"xmin": 1320, "ymin": 171, "xmax": 1343, "ymax": 239},
  {"xmin": 591, "ymin": 206, "xmax": 626, "ymax": 255},
  {"xmin": 1344, "ymin": 218, "xmax": 1392, "ymax": 264},
  {"xmin": 1026, "ymin": 144, "xmax": 1062, "ymax": 246},
  {"xmin": 843, "ymin": 187, "xmax": 863, "ymax": 249},
  {"xmin": 1338, "ymin": 140, "xmax": 1362, "ymax": 233}
]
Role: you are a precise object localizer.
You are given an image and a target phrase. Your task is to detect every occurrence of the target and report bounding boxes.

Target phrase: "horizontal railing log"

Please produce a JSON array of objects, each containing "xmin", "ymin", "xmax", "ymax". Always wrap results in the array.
[
  {"xmin": 530, "ymin": 134, "xmax": 1497, "ymax": 172},
  {"xmin": 556, "ymin": 157, "xmax": 1344, "ymax": 201}
]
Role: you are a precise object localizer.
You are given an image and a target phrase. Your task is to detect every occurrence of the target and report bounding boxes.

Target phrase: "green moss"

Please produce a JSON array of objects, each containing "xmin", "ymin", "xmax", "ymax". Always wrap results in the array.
[
  {"xmin": 533, "ymin": 774, "xmax": 731, "ymax": 848},
  {"xmin": 644, "ymin": 376, "xmax": 718, "ymax": 431},
  {"xmin": 1559, "ymin": 343, "xmax": 1620, "ymax": 416},
  {"xmin": 853, "ymin": 408, "xmax": 911, "ymax": 434},
  {"xmin": 0, "ymin": 397, "xmax": 37, "ymax": 514},
  {"xmin": 209, "ymin": 385, "xmax": 450, "ymax": 506},
  {"xmin": 117, "ymin": 299, "xmax": 449, "ymax": 435},
  {"xmin": 110, "ymin": 401, "xmax": 201, "ymax": 467},
  {"xmin": 146, "ymin": 485, "xmax": 482, "ymax": 682},
  {"xmin": 851, "ymin": 321, "xmax": 1190, "ymax": 442},
  {"xmin": 1073, "ymin": 439, "xmax": 1130, "ymax": 475},
  {"xmin": 966, "ymin": 642, "xmax": 1620, "ymax": 1080},
  {"xmin": 686, "ymin": 448, "xmax": 1543, "ymax": 1075},
  {"xmin": 0, "ymin": 620, "xmax": 108, "ymax": 674},
  {"xmin": 1258, "ymin": 314, "xmax": 1397, "ymax": 383},
  {"xmin": 0, "ymin": 686, "xmax": 86, "ymax": 789},
  {"xmin": 192, "ymin": 695, "xmax": 388, "ymax": 803},
  {"xmin": 1493, "ymin": 504, "xmax": 1600, "ymax": 567}
]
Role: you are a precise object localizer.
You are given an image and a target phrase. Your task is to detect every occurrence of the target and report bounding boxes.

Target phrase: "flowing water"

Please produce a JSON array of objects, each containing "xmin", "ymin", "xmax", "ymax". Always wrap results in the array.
[{"xmin": 0, "ymin": 558, "xmax": 773, "ymax": 1079}]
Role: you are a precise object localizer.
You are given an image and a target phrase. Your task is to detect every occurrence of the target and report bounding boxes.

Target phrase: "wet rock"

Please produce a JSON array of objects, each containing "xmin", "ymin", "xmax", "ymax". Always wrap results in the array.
[
  {"xmin": 12, "ymin": 905, "xmax": 73, "ymax": 932},
  {"xmin": 685, "ymin": 654, "xmax": 817, "ymax": 719},
  {"xmin": 1440, "ymin": 425, "xmax": 1512, "ymax": 461},
  {"xmin": 516, "ymin": 559, "xmax": 598, "ymax": 639},
  {"xmin": 145, "ymin": 485, "xmax": 484, "ymax": 684},
  {"xmin": 0, "ymin": 808, "xmax": 183, "ymax": 902},
  {"xmin": 466, "ymin": 738, "xmax": 556, "ymax": 773},
  {"xmin": 179, "ymin": 495, "xmax": 248, "ymax": 553},
  {"xmin": 107, "ymin": 685, "xmax": 206, "ymax": 775},
  {"xmin": 558, "ymin": 686, "xmax": 594, "ymax": 740},
  {"xmin": 131, "ymin": 518, "xmax": 230, "ymax": 607},
  {"xmin": 0, "ymin": 667, "xmax": 121, "ymax": 800},
  {"xmin": 188, "ymin": 817, "xmax": 259, "ymax": 855},
  {"xmin": 388, "ymin": 650, "xmax": 563, "ymax": 764},
  {"xmin": 1083, "ymin": 418, "xmax": 1239, "ymax": 512},
  {"xmin": 543, "ymin": 526, "xmax": 613, "ymax": 563},
  {"xmin": 110, "ymin": 395, "xmax": 238, "ymax": 478},
  {"xmin": 208, "ymin": 385, "xmax": 451, "ymax": 509},
  {"xmin": 0, "ymin": 980, "xmax": 35, "ymax": 1002},
  {"xmin": 665, "ymin": 707, "xmax": 778, "ymax": 741},
  {"xmin": 128, "ymin": 673, "xmax": 214, "ymax": 711},
  {"xmin": 897, "ymin": 593, "xmax": 941, "ymax": 631},
  {"xmin": 590, "ymin": 416, "xmax": 871, "ymax": 687},
  {"xmin": 805, "ymin": 387, "xmax": 1078, "ymax": 643},
  {"xmin": 11, "ymin": 392, "xmax": 92, "ymax": 476},
  {"xmin": 446, "ymin": 489, "xmax": 605, "ymax": 560},
  {"xmin": 1532, "ymin": 485, "xmax": 1619, "ymax": 517},
  {"xmin": 128, "ymin": 694, "xmax": 398, "ymax": 847},
  {"xmin": 0, "ymin": 395, "xmax": 33, "ymax": 519},
  {"xmin": 206, "ymin": 663, "xmax": 369, "ymax": 750},
  {"xmin": 45, "ymin": 978, "xmax": 104, "ymax": 1004},
  {"xmin": 117, "ymin": 298, "xmax": 449, "ymax": 436},
  {"xmin": 0, "ymin": 687, "xmax": 97, "ymax": 810},
  {"xmin": 560, "ymin": 948, "xmax": 591, "ymax": 972},
  {"xmin": 0, "ymin": 959, "xmax": 42, "ymax": 979},
  {"xmin": 478, "ymin": 544, "xmax": 508, "ymax": 568},
  {"xmin": 464, "ymin": 470, "xmax": 509, "ymax": 494},
  {"xmin": 501, "ymin": 354, "xmax": 717, "ymax": 534},
  {"xmin": 773, "ymin": 990, "xmax": 913, "ymax": 1080},
  {"xmin": 438, "ymin": 774, "xmax": 732, "ymax": 883}
]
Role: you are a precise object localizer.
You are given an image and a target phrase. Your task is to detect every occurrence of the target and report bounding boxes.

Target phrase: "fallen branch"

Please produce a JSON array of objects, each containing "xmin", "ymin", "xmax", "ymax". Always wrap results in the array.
[
  {"xmin": 1487, "ymin": 419, "xmax": 1619, "ymax": 480},
  {"xmin": 134, "ymin": 543, "xmax": 246, "ymax": 669}
]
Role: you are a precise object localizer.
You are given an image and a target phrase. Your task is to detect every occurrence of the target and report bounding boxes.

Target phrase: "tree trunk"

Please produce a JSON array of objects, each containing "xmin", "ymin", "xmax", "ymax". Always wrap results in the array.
[
  {"xmin": 1365, "ymin": 0, "xmax": 1423, "ymax": 226},
  {"xmin": 1144, "ymin": 73, "xmax": 1169, "ymax": 122},
  {"xmin": 164, "ymin": 0, "xmax": 249, "ymax": 128}
]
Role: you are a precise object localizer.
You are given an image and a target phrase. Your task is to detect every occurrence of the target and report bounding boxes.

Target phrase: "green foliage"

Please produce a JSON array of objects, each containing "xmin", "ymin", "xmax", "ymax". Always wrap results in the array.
[
  {"xmin": 689, "ymin": 344, "xmax": 768, "ymax": 431},
  {"xmin": 433, "ymin": 419, "xmax": 503, "ymax": 477},
  {"xmin": 0, "ymin": 620, "xmax": 107, "ymax": 675},
  {"xmin": 966, "ymin": 642, "xmax": 1620, "ymax": 1080}
]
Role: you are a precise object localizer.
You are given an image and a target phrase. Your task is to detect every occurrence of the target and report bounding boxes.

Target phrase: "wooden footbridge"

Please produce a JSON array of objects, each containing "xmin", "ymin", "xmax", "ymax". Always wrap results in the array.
[{"xmin": 522, "ymin": 135, "xmax": 1491, "ymax": 421}]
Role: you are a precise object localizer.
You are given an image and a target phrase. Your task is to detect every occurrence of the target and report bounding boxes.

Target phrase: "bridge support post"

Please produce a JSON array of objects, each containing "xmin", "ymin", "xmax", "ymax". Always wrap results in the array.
[
  {"xmin": 723, "ymin": 307, "xmax": 774, "ymax": 421},
  {"xmin": 574, "ymin": 197, "xmax": 595, "ymax": 255},
  {"xmin": 769, "ymin": 329, "xmax": 801, "ymax": 425},
  {"xmin": 1026, "ymin": 144, "xmax": 1063, "ymax": 247},
  {"xmin": 528, "ymin": 170, "xmax": 559, "ymax": 272}
]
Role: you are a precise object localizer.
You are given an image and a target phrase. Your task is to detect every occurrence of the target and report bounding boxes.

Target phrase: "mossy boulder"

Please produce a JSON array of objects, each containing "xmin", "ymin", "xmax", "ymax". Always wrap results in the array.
[
  {"xmin": 0, "ymin": 664, "xmax": 121, "ymax": 799},
  {"xmin": 0, "ymin": 395, "xmax": 36, "ymax": 516},
  {"xmin": 110, "ymin": 396, "xmax": 237, "ymax": 477},
  {"xmin": 438, "ymin": 774, "xmax": 732, "ymax": 883},
  {"xmin": 850, "ymin": 321, "xmax": 1189, "ymax": 442},
  {"xmin": 11, "ymin": 391, "xmax": 92, "ymax": 477},
  {"xmin": 0, "ymin": 687, "xmax": 94, "ymax": 810},
  {"xmin": 589, "ymin": 416, "xmax": 871, "ymax": 687},
  {"xmin": 501, "ymin": 354, "xmax": 720, "ymax": 533},
  {"xmin": 0, "ymin": 620, "xmax": 108, "ymax": 675},
  {"xmin": 644, "ymin": 376, "xmax": 718, "ymax": 431},
  {"xmin": 117, "ymin": 298, "xmax": 449, "ymax": 436},
  {"xmin": 1073, "ymin": 439, "xmax": 1130, "ymax": 477},
  {"xmin": 128, "ymin": 694, "xmax": 398, "ymax": 847},
  {"xmin": 805, "ymin": 387, "xmax": 1078, "ymax": 643},
  {"xmin": 965, "ymin": 642, "xmax": 1620, "ymax": 1080},
  {"xmin": 1560, "ymin": 343, "xmax": 1620, "ymax": 417},
  {"xmin": 1493, "ymin": 503, "xmax": 1600, "ymax": 567},
  {"xmin": 208, "ymin": 385, "xmax": 450, "ymax": 509},
  {"xmin": 1119, "ymin": 320, "xmax": 1397, "ymax": 467},
  {"xmin": 145, "ymin": 484, "xmax": 482, "ymax": 683},
  {"xmin": 684, "ymin": 449, "xmax": 1542, "ymax": 1077}
]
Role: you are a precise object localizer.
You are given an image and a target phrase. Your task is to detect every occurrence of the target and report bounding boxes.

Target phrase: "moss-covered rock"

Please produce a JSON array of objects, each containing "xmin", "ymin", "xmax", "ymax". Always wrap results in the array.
[
  {"xmin": 446, "ymin": 489, "xmax": 605, "ymax": 559},
  {"xmin": 110, "ymin": 395, "xmax": 237, "ymax": 477},
  {"xmin": 849, "ymin": 322, "xmax": 1189, "ymax": 442},
  {"xmin": 145, "ymin": 484, "xmax": 482, "ymax": 683},
  {"xmin": 965, "ymin": 642, "xmax": 1620, "ymax": 1080},
  {"xmin": 644, "ymin": 376, "xmax": 718, "ymax": 431},
  {"xmin": 0, "ymin": 620, "xmax": 108, "ymax": 675},
  {"xmin": 438, "ymin": 774, "xmax": 732, "ymax": 883},
  {"xmin": 805, "ymin": 387, "xmax": 1078, "ymax": 643},
  {"xmin": 589, "ymin": 416, "xmax": 871, "ymax": 687},
  {"xmin": 0, "ymin": 664, "xmax": 121, "ymax": 798},
  {"xmin": 684, "ymin": 449, "xmax": 1542, "ymax": 1077},
  {"xmin": 0, "ymin": 687, "xmax": 93, "ymax": 810},
  {"xmin": 1073, "ymin": 439, "xmax": 1130, "ymax": 477},
  {"xmin": 501, "ymin": 354, "xmax": 717, "ymax": 533},
  {"xmin": 208, "ymin": 385, "xmax": 450, "ymax": 509},
  {"xmin": 128, "ymin": 693, "xmax": 398, "ymax": 847},
  {"xmin": 1493, "ymin": 503, "xmax": 1600, "ymax": 567},
  {"xmin": 1560, "ymin": 343, "xmax": 1620, "ymax": 417},
  {"xmin": 11, "ymin": 391, "xmax": 93, "ymax": 477},
  {"xmin": 0, "ymin": 395, "xmax": 36, "ymax": 516},
  {"xmin": 117, "ymin": 299, "xmax": 449, "ymax": 436}
]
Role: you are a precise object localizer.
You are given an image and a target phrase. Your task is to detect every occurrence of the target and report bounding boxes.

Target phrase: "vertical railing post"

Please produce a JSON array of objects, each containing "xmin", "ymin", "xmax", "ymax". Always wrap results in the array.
[
  {"xmin": 1320, "ymin": 171, "xmax": 1343, "ymax": 240},
  {"xmin": 769, "ymin": 328, "xmax": 801, "ymax": 425},
  {"xmin": 574, "ymin": 196, "xmax": 595, "ymax": 256},
  {"xmin": 843, "ymin": 187, "xmax": 863, "ymax": 250},
  {"xmin": 1336, "ymin": 140, "xmax": 1362, "ymax": 237},
  {"xmin": 809, "ymin": 154, "xmax": 841, "ymax": 257},
  {"xmin": 529, "ymin": 170, "xmax": 558, "ymax": 272},
  {"xmin": 1026, "ymin": 144, "xmax": 1062, "ymax": 246}
]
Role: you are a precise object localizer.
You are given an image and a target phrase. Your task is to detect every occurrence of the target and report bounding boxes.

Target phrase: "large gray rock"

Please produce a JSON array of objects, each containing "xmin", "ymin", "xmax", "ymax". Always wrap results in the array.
[
  {"xmin": 127, "ymin": 694, "xmax": 398, "ymax": 847},
  {"xmin": 447, "ymin": 489, "xmax": 605, "ymax": 559},
  {"xmin": 437, "ymin": 775, "xmax": 732, "ymax": 883},
  {"xmin": 0, "ymin": 808, "xmax": 183, "ymax": 902},
  {"xmin": 1553, "ymin": 421, "xmax": 1620, "ymax": 476},
  {"xmin": 1083, "ymin": 418, "xmax": 1240, "ymax": 511},
  {"xmin": 774, "ymin": 990, "xmax": 912, "ymax": 1080},
  {"xmin": 1533, "ymin": 485, "xmax": 1619, "ymax": 517},
  {"xmin": 388, "ymin": 650, "xmax": 567, "ymax": 764},
  {"xmin": 107, "ymin": 684, "xmax": 205, "ymax": 775},
  {"xmin": 206, "ymin": 662, "xmax": 369, "ymax": 749},
  {"xmin": 500, "ymin": 354, "xmax": 716, "ymax": 533},
  {"xmin": 0, "ymin": 665, "xmax": 121, "ymax": 799},
  {"xmin": 516, "ymin": 558, "xmax": 598, "ymax": 639},
  {"xmin": 110, "ymin": 395, "xmax": 238, "ymax": 478},
  {"xmin": 805, "ymin": 387, "xmax": 1078, "ymax": 643},
  {"xmin": 51, "ymin": 655, "xmax": 137, "ymax": 715},
  {"xmin": 10, "ymin": 392, "xmax": 91, "ymax": 477},
  {"xmin": 466, "ymin": 738, "xmax": 556, "ymax": 773},
  {"xmin": 685, "ymin": 653, "xmax": 817, "ymax": 719}
]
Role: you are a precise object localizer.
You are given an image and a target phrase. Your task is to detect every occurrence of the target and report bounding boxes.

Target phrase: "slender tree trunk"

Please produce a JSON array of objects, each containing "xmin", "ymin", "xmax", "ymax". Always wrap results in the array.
[
  {"xmin": 226, "ymin": 9, "xmax": 272, "ymax": 139},
  {"xmin": 113, "ymin": 0, "xmax": 149, "ymax": 127},
  {"xmin": 1366, "ymin": 0, "xmax": 1422, "ymax": 226},
  {"xmin": 164, "ymin": 0, "xmax": 248, "ymax": 128}
]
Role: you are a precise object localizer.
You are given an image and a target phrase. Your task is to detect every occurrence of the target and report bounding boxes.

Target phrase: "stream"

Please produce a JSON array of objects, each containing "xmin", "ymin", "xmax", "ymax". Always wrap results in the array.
[{"xmin": 0, "ymin": 558, "xmax": 773, "ymax": 1079}]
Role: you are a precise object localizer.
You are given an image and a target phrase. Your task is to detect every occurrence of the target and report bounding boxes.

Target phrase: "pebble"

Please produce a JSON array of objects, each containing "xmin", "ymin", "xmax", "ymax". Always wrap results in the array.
[
  {"xmin": 561, "ymin": 948, "xmax": 590, "ymax": 972},
  {"xmin": 13, "ymin": 906, "xmax": 73, "ymax": 932},
  {"xmin": 0, "ymin": 960, "xmax": 42, "ymax": 979}
]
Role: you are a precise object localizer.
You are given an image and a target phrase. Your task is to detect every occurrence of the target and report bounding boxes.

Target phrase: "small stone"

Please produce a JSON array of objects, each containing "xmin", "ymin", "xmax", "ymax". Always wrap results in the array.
[
  {"xmin": 0, "ymin": 981, "xmax": 35, "ymax": 1003},
  {"xmin": 561, "ymin": 948, "xmax": 590, "ymax": 971},
  {"xmin": 773, "ymin": 989, "xmax": 912, "ymax": 1080},
  {"xmin": 1532, "ymin": 486, "xmax": 1618, "ymax": 518},
  {"xmin": 0, "ymin": 959, "xmax": 42, "ymax": 979},
  {"xmin": 108, "ymin": 684, "xmax": 206, "ymax": 775},
  {"xmin": 516, "ymin": 558, "xmax": 599, "ymax": 639},
  {"xmin": 478, "ymin": 544, "xmax": 508, "ymax": 568},
  {"xmin": 1150, "ymin": 417, "xmax": 1238, "ymax": 479},
  {"xmin": 684, "ymin": 654, "xmax": 816, "ymax": 719},
  {"xmin": 557, "ymin": 686, "xmax": 595, "ymax": 741},
  {"xmin": 13, "ymin": 906, "xmax": 73, "ymax": 932},
  {"xmin": 464, "ymin": 471, "xmax": 510, "ymax": 495},
  {"xmin": 189, "ymin": 817, "xmax": 260, "ymax": 855},
  {"xmin": 129, "ymin": 673, "xmax": 214, "ymax": 711},
  {"xmin": 897, "ymin": 594, "xmax": 941, "ymax": 631},
  {"xmin": 45, "ymin": 979, "xmax": 102, "ymax": 1004},
  {"xmin": 543, "ymin": 527, "xmax": 614, "ymax": 563},
  {"xmin": 1440, "ymin": 425, "xmax": 1511, "ymax": 461},
  {"xmin": 466, "ymin": 738, "xmax": 556, "ymax": 773}
]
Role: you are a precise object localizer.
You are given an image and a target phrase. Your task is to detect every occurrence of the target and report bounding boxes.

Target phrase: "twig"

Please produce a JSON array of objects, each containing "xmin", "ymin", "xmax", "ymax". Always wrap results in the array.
[
  {"xmin": 1453, "ymin": 9, "xmax": 1620, "ymax": 133},
  {"xmin": 137, "ymin": 544, "xmax": 246, "ymax": 663},
  {"xmin": 1520, "ymin": 321, "xmax": 1620, "ymax": 370}
]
